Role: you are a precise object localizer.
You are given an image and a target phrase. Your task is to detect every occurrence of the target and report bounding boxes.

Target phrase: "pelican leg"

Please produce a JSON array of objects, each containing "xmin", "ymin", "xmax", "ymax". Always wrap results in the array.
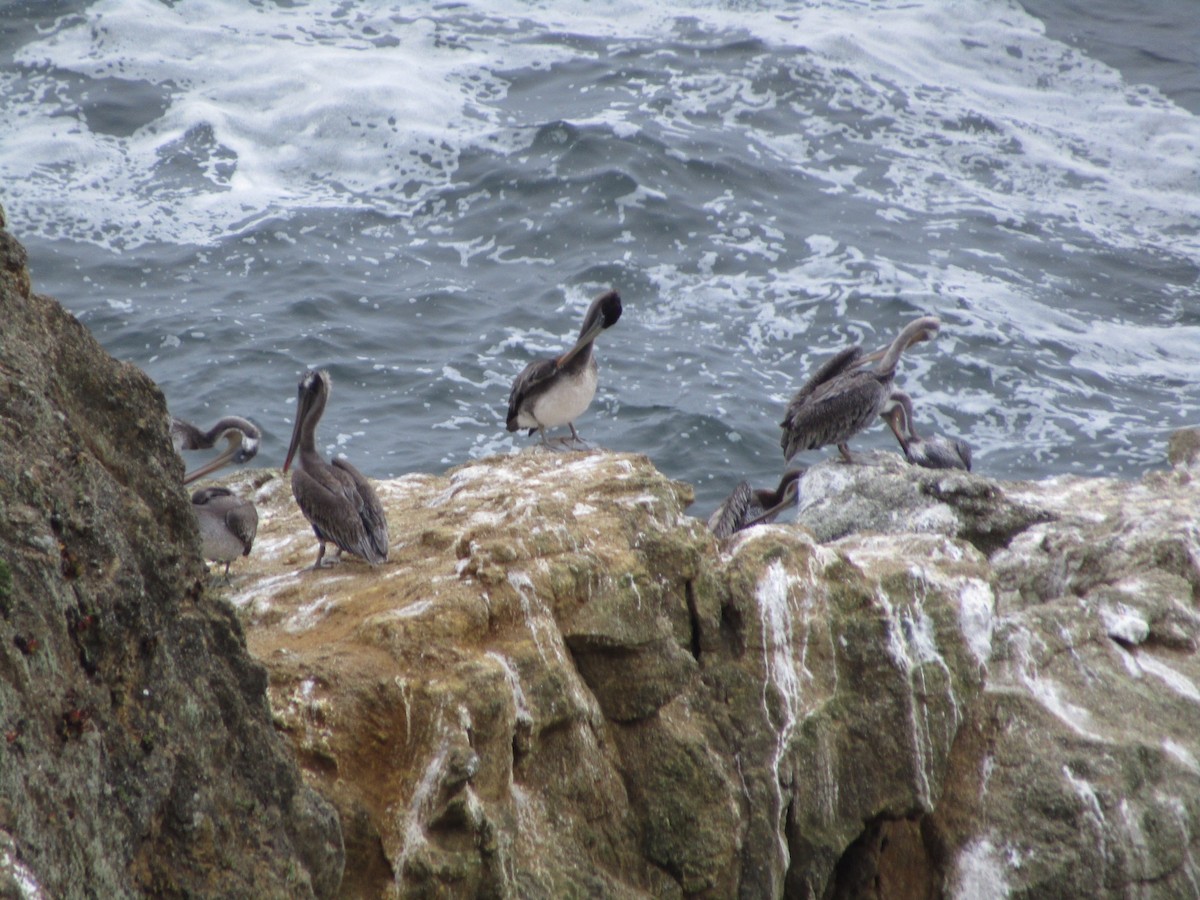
[
  {"xmin": 837, "ymin": 443, "xmax": 856, "ymax": 464},
  {"xmin": 312, "ymin": 541, "xmax": 329, "ymax": 570},
  {"xmin": 567, "ymin": 423, "xmax": 589, "ymax": 447}
]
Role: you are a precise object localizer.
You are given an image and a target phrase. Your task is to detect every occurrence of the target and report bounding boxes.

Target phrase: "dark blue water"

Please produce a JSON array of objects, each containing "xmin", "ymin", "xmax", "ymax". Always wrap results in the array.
[{"xmin": 2, "ymin": 0, "xmax": 1197, "ymax": 515}]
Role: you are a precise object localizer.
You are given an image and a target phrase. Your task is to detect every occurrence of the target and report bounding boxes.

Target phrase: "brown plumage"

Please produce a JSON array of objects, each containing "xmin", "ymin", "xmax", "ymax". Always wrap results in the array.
[
  {"xmin": 780, "ymin": 316, "xmax": 941, "ymax": 464},
  {"xmin": 882, "ymin": 390, "xmax": 972, "ymax": 471},
  {"xmin": 283, "ymin": 370, "xmax": 389, "ymax": 569},
  {"xmin": 708, "ymin": 469, "xmax": 804, "ymax": 539},
  {"xmin": 506, "ymin": 289, "xmax": 622, "ymax": 445},
  {"xmin": 191, "ymin": 486, "xmax": 258, "ymax": 579},
  {"xmin": 171, "ymin": 415, "xmax": 261, "ymax": 484}
]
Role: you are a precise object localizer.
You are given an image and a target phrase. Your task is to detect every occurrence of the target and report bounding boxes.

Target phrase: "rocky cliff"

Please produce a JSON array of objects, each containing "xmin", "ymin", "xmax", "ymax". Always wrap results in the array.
[
  {"xmin": 4, "ymin": 210, "xmax": 1199, "ymax": 899},
  {"xmin": 209, "ymin": 443, "xmax": 1200, "ymax": 898},
  {"xmin": 0, "ymin": 211, "xmax": 343, "ymax": 898}
]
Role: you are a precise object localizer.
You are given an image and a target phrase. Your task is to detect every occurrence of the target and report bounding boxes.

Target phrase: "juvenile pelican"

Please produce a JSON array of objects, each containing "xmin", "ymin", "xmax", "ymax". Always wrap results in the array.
[
  {"xmin": 171, "ymin": 415, "xmax": 261, "ymax": 484},
  {"xmin": 506, "ymin": 289, "xmax": 622, "ymax": 446},
  {"xmin": 780, "ymin": 316, "xmax": 940, "ymax": 464},
  {"xmin": 191, "ymin": 486, "xmax": 258, "ymax": 579},
  {"xmin": 882, "ymin": 390, "xmax": 972, "ymax": 471},
  {"xmin": 708, "ymin": 469, "xmax": 805, "ymax": 539},
  {"xmin": 283, "ymin": 370, "xmax": 389, "ymax": 569}
]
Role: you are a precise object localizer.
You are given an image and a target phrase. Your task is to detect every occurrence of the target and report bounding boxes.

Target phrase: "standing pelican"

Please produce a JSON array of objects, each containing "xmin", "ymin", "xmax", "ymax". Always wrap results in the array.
[
  {"xmin": 171, "ymin": 415, "xmax": 261, "ymax": 484},
  {"xmin": 708, "ymin": 469, "xmax": 805, "ymax": 539},
  {"xmin": 506, "ymin": 289, "xmax": 622, "ymax": 446},
  {"xmin": 283, "ymin": 370, "xmax": 389, "ymax": 569},
  {"xmin": 191, "ymin": 486, "xmax": 258, "ymax": 579},
  {"xmin": 882, "ymin": 390, "xmax": 972, "ymax": 471},
  {"xmin": 780, "ymin": 316, "xmax": 941, "ymax": 464}
]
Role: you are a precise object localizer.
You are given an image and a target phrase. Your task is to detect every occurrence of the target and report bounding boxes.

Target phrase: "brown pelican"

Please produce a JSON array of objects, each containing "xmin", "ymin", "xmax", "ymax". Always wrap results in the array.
[
  {"xmin": 882, "ymin": 390, "xmax": 972, "ymax": 471},
  {"xmin": 780, "ymin": 316, "xmax": 941, "ymax": 464},
  {"xmin": 708, "ymin": 469, "xmax": 805, "ymax": 539},
  {"xmin": 506, "ymin": 289, "xmax": 622, "ymax": 446},
  {"xmin": 191, "ymin": 486, "xmax": 258, "ymax": 579},
  {"xmin": 283, "ymin": 369, "xmax": 389, "ymax": 569},
  {"xmin": 171, "ymin": 415, "xmax": 261, "ymax": 484}
]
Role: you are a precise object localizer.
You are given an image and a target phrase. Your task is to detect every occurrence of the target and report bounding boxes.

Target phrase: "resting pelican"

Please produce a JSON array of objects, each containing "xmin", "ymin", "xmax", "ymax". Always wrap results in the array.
[
  {"xmin": 780, "ymin": 316, "xmax": 941, "ymax": 464},
  {"xmin": 283, "ymin": 369, "xmax": 389, "ymax": 569},
  {"xmin": 708, "ymin": 469, "xmax": 805, "ymax": 539},
  {"xmin": 191, "ymin": 486, "xmax": 258, "ymax": 579},
  {"xmin": 507, "ymin": 289, "xmax": 622, "ymax": 446},
  {"xmin": 882, "ymin": 390, "xmax": 972, "ymax": 471},
  {"xmin": 171, "ymin": 415, "xmax": 261, "ymax": 484}
]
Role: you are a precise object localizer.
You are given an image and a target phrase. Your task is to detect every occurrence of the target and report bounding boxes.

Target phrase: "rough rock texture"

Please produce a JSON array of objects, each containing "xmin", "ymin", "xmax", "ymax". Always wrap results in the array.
[
  {"xmin": 6, "ymin": 200, "xmax": 1200, "ymax": 898},
  {"xmin": 0, "ymin": 211, "xmax": 343, "ymax": 898},
  {"xmin": 212, "ymin": 438, "xmax": 1200, "ymax": 899}
]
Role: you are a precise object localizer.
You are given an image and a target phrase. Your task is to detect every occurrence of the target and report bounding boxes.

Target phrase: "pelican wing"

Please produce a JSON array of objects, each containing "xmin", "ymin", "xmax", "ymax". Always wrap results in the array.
[
  {"xmin": 225, "ymin": 503, "xmax": 259, "ymax": 556},
  {"xmin": 779, "ymin": 345, "xmax": 866, "ymax": 434},
  {"xmin": 331, "ymin": 457, "xmax": 390, "ymax": 562},
  {"xmin": 781, "ymin": 371, "xmax": 888, "ymax": 460},
  {"xmin": 506, "ymin": 357, "xmax": 558, "ymax": 431},
  {"xmin": 291, "ymin": 463, "xmax": 388, "ymax": 565},
  {"xmin": 912, "ymin": 437, "xmax": 973, "ymax": 472},
  {"xmin": 707, "ymin": 480, "xmax": 755, "ymax": 540}
]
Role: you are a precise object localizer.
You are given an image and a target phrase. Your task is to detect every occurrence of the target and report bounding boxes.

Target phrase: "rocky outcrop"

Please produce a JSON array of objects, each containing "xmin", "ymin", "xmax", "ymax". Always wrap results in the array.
[
  {"xmin": 0, "ymin": 211, "xmax": 343, "ymax": 898},
  {"xmin": 5, "ymin": 205, "xmax": 1199, "ymax": 898},
  {"xmin": 209, "ymin": 437, "xmax": 1200, "ymax": 898}
]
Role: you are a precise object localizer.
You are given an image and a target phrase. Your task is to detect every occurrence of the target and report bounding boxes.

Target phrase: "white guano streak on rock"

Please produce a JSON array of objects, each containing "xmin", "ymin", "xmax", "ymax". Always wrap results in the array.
[
  {"xmin": 957, "ymin": 577, "xmax": 995, "ymax": 668},
  {"xmin": 1062, "ymin": 765, "xmax": 1109, "ymax": 880},
  {"xmin": 755, "ymin": 560, "xmax": 804, "ymax": 896},
  {"xmin": 506, "ymin": 571, "xmax": 556, "ymax": 665},
  {"xmin": 1008, "ymin": 627, "xmax": 1105, "ymax": 741},
  {"xmin": 1163, "ymin": 740, "xmax": 1200, "ymax": 774},
  {"xmin": 1158, "ymin": 792, "xmax": 1200, "ymax": 895},
  {"xmin": 396, "ymin": 738, "xmax": 451, "ymax": 878},
  {"xmin": 283, "ymin": 594, "xmax": 335, "ymax": 633},
  {"xmin": 949, "ymin": 835, "xmax": 1011, "ymax": 900},
  {"xmin": 505, "ymin": 571, "xmax": 596, "ymax": 719},
  {"xmin": 0, "ymin": 831, "xmax": 46, "ymax": 900},
  {"xmin": 486, "ymin": 651, "xmax": 533, "ymax": 729},
  {"xmin": 878, "ymin": 569, "xmax": 959, "ymax": 808},
  {"xmin": 1137, "ymin": 654, "xmax": 1200, "ymax": 703}
]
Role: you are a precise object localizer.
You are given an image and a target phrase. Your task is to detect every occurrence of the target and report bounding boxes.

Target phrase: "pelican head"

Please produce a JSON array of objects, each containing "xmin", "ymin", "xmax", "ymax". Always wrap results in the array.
[
  {"xmin": 283, "ymin": 369, "xmax": 331, "ymax": 474},
  {"xmin": 882, "ymin": 390, "xmax": 916, "ymax": 452},
  {"xmin": 745, "ymin": 468, "xmax": 805, "ymax": 527},
  {"xmin": 181, "ymin": 417, "xmax": 262, "ymax": 484},
  {"xmin": 559, "ymin": 289, "xmax": 622, "ymax": 366}
]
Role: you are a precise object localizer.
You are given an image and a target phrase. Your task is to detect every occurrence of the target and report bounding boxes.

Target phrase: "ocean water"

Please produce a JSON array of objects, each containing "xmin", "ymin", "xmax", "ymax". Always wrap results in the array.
[{"xmin": 1, "ymin": 0, "xmax": 1197, "ymax": 515}]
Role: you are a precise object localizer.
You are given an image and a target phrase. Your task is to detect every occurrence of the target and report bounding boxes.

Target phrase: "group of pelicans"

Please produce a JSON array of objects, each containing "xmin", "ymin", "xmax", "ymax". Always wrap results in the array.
[{"xmin": 174, "ymin": 290, "xmax": 971, "ymax": 577}]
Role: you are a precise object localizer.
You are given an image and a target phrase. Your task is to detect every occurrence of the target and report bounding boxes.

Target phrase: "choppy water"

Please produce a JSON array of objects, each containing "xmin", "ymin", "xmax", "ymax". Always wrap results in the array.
[{"xmin": 2, "ymin": 0, "xmax": 1198, "ymax": 515}]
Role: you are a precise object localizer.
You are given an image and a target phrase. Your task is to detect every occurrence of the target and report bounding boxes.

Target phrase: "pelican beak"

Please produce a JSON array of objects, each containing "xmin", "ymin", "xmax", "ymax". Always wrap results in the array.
[
  {"xmin": 884, "ymin": 408, "xmax": 911, "ymax": 453},
  {"xmin": 744, "ymin": 494, "xmax": 795, "ymax": 528},
  {"xmin": 283, "ymin": 409, "xmax": 304, "ymax": 474},
  {"xmin": 558, "ymin": 290, "xmax": 622, "ymax": 369},
  {"xmin": 183, "ymin": 444, "xmax": 242, "ymax": 485},
  {"xmin": 744, "ymin": 474, "xmax": 803, "ymax": 528}
]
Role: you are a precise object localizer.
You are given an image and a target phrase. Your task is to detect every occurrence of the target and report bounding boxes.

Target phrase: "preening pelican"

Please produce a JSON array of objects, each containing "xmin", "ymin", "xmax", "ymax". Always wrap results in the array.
[
  {"xmin": 191, "ymin": 486, "xmax": 258, "ymax": 579},
  {"xmin": 708, "ymin": 469, "xmax": 804, "ymax": 539},
  {"xmin": 507, "ymin": 289, "xmax": 622, "ymax": 446},
  {"xmin": 882, "ymin": 390, "xmax": 972, "ymax": 471},
  {"xmin": 780, "ymin": 316, "xmax": 940, "ymax": 464},
  {"xmin": 283, "ymin": 369, "xmax": 389, "ymax": 569},
  {"xmin": 171, "ymin": 415, "xmax": 261, "ymax": 484}
]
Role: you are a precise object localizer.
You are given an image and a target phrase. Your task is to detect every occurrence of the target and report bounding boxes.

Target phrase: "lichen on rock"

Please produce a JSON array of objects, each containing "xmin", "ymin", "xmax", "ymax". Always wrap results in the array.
[{"xmin": 0, "ymin": 211, "xmax": 342, "ymax": 899}]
